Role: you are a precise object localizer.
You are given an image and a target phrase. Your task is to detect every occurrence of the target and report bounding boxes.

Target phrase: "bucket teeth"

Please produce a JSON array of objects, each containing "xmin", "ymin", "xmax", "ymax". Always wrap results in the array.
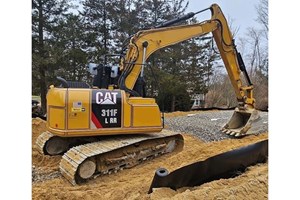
[
  {"xmin": 222, "ymin": 129, "xmax": 243, "ymax": 137},
  {"xmin": 235, "ymin": 132, "xmax": 241, "ymax": 137},
  {"xmin": 229, "ymin": 131, "xmax": 236, "ymax": 136}
]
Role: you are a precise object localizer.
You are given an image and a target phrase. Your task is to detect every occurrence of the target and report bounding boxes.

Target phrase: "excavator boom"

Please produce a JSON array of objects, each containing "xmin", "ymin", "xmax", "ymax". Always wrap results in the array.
[{"xmin": 119, "ymin": 4, "xmax": 260, "ymax": 136}]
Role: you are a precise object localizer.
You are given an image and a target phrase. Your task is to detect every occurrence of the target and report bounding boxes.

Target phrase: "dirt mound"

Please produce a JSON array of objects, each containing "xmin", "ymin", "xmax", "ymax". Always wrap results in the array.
[
  {"xmin": 150, "ymin": 163, "xmax": 268, "ymax": 200},
  {"xmin": 32, "ymin": 118, "xmax": 47, "ymax": 145},
  {"xmin": 32, "ymin": 118, "xmax": 61, "ymax": 181},
  {"xmin": 32, "ymin": 116, "xmax": 268, "ymax": 199},
  {"xmin": 164, "ymin": 111, "xmax": 201, "ymax": 118}
]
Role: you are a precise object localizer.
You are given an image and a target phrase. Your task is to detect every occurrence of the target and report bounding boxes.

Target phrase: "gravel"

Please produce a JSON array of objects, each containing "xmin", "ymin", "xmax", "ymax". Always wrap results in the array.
[
  {"xmin": 32, "ymin": 165, "xmax": 61, "ymax": 183},
  {"xmin": 165, "ymin": 110, "xmax": 268, "ymax": 142}
]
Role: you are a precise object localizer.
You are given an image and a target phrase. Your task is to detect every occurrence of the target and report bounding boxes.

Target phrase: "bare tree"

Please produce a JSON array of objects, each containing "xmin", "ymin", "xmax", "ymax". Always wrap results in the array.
[
  {"xmin": 227, "ymin": 15, "xmax": 240, "ymax": 38},
  {"xmin": 204, "ymin": 0, "xmax": 269, "ymax": 110},
  {"xmin": 256, "ymin": 0, "xmax": 268, "ymax": 39},
  {"xmin": 246, "ymin": 27, "xmax": 265, "ymax": 76},
  {"xmin": 247, "ymin": 0, "xmax": 268, "ymax": 110},
  {"xmin": 205, "ymin": 69, "xmax": 237, "ymax": 108}
]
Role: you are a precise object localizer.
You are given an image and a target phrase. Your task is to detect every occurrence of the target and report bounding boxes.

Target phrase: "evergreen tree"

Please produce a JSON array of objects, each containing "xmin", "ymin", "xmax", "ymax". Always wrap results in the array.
[
  {"xmin": 32, "ymin": 0, "xmax": 72, "ymax": 113},
  {"xmin": 53, "ymin": 14, "xmax": 88, "ymax": 82},
  {"xmin": 80, "ymin": 0, "xmax": 114, "ymax": 63},
  {"xmin": 140, "ymin": 1, "xmax": 219, "ymax": 111},
  {"xmin": 109, "ymin": 0, "xmax": 145, "ymax": 53},
  {"xmin": 32, "ymin": 0, "xmax": 222, "ymax": 113},
  {"xmin": 184, "ymin": 37, "xmax": 219, "ymax": 95}
]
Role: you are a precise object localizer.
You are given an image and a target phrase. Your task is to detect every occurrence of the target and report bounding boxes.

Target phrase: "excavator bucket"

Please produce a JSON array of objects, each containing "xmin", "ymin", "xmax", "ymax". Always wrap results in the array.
[{"xmin": 221, "ymin": 108, "xmax": 260, "ymax": 137}]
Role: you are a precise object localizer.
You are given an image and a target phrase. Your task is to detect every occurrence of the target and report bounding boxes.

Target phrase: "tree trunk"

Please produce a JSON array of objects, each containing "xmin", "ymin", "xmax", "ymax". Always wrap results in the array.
[
  {"xmin": 38, "ymin": 2, "xmax": 47, "ymax": 114},
  {"xmin": 171, "ymin": 95, "xmax": 176, "ymax": 112},
  {"xmin": 39, "ymin": 66, "xmax": 47, "ymax": 114}
]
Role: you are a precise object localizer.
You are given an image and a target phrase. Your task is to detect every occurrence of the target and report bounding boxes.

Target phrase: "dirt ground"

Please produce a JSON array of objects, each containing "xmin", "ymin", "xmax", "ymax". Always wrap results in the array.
[{"xmin": 32, "ymin": 116, "xmax": 268, "ymax": 200}]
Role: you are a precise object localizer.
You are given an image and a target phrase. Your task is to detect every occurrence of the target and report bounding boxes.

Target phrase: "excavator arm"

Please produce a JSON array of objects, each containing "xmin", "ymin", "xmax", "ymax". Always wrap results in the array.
[
  {"xmin": 118, "ymin": 4, "xmax": 260, "ymax": 136},
  {"xmin": 119, "ymin": 20, "xmax": 218, "ymax": 93}
]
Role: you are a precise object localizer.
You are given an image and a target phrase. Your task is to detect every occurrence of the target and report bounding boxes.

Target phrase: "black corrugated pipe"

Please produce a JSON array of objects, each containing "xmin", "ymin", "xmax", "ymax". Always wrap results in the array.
[{"xmin": 148, "ymin": 139, "xmax": 268, "ymax": 193}]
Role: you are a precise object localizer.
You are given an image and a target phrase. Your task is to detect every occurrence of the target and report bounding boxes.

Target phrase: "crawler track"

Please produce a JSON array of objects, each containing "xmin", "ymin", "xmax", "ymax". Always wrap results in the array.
[
  {"xmin": 59, "ymin": 130, "xmax": 184, "ymax": 185},
  {"xmin": 35, "ymin": 131, "xmax": 54, "ymax": 155},
  {"xmin": 36, "ymin": 131, "xmax": 100, "ymax": 155}
]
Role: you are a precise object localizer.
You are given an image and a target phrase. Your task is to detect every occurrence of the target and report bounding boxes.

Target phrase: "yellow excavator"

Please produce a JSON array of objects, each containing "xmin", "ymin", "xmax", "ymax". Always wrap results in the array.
[{"xmin": 36, "ymin": 4, "xmax": 260, "ymax": 185}]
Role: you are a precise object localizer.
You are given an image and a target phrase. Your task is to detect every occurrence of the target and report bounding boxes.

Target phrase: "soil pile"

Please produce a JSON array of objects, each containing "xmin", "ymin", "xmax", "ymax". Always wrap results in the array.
[
  {"xmin": 32, "ymin": 114, "xmax": 268, "ymax": 200},
  {"xmin": 150, "ymin": 163, "xmax": 268, "ymax": 200},
  {"xmin": 32, "ymin": 118, "xmax": 61, "ymax": 183}
]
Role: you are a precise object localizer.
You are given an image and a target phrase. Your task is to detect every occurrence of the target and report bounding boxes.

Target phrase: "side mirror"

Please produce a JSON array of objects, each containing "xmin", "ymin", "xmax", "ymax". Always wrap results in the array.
[{"xmin": 87, "ymin": 63, "xmax": 98, "ymax": 75}]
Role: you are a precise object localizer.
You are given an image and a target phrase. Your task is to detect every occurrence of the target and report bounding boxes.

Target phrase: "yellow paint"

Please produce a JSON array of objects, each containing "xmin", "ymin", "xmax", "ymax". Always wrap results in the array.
[
  {"xmin": 47, "ymin": 88, "xmax": 66, "ymax": 107},
  {"xmin": 132, "ymin": 106, "xmax": 161, "ymax": 127},
  {"xmin": 46, "ymin": 87, "xmax": 163, "ymax": 137},
  {"xmin": 67, "ymin": 89, "xmax": 90, "ymax": 130},
  {"xmin": 122, "ymin": 92, "xmax": 131, "ymax": 128},
  {"xmin": 47, "ymin": 88, "xmax": 66, "ymax": 131},
  {"xmin": 49, "ymin": 107, "xmax": 65, "ymax": 130},
  {"xmin": 128, "ymin": 97, "xmax": 162, "ymax": 127},
  {"xmin": 128, "ymin": 97, "xmax": 156, "ymax": 104}
]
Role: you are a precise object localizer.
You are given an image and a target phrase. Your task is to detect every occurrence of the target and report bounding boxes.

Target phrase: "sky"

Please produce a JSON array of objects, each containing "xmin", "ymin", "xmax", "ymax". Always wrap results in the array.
[
  {"xmin": 185, "ymin": 0, "xmax": 261, "ymax": 38},
  {"xmin": 71, "ymin": 0, "xmax": 261, "ymax": 39}
]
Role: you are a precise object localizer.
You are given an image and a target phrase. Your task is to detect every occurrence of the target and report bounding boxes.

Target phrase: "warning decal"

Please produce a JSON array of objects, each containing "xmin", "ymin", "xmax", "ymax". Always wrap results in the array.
[{"xmin": 91, "ymin": 90, "xmax": 122, "ymax": 128}]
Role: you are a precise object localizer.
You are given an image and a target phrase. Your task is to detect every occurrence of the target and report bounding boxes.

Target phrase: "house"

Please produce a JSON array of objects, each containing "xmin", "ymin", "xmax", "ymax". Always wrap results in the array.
[{"xmin": 191, "ymin": 93, "xmax": 205, "ymax": 110}]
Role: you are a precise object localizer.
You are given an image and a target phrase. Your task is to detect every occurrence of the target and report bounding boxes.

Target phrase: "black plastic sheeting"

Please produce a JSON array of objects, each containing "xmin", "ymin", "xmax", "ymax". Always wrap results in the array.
[
  {"xmin": 148, "ymin": 139, "xmax": 268, "ymax": 193},
  {"xmin": 191, "ymin": 106, "xmax": 236, "ymax": 111},
  {"xmin": 191, "ymin": 107, "xmax": 268, "ymax": 112}
]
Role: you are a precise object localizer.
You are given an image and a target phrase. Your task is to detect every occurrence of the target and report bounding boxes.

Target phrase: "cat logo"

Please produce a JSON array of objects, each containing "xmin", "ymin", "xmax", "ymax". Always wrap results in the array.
[{"xmin": 95, "ymin": 91, "xmax": 118, "ymax": 105}]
